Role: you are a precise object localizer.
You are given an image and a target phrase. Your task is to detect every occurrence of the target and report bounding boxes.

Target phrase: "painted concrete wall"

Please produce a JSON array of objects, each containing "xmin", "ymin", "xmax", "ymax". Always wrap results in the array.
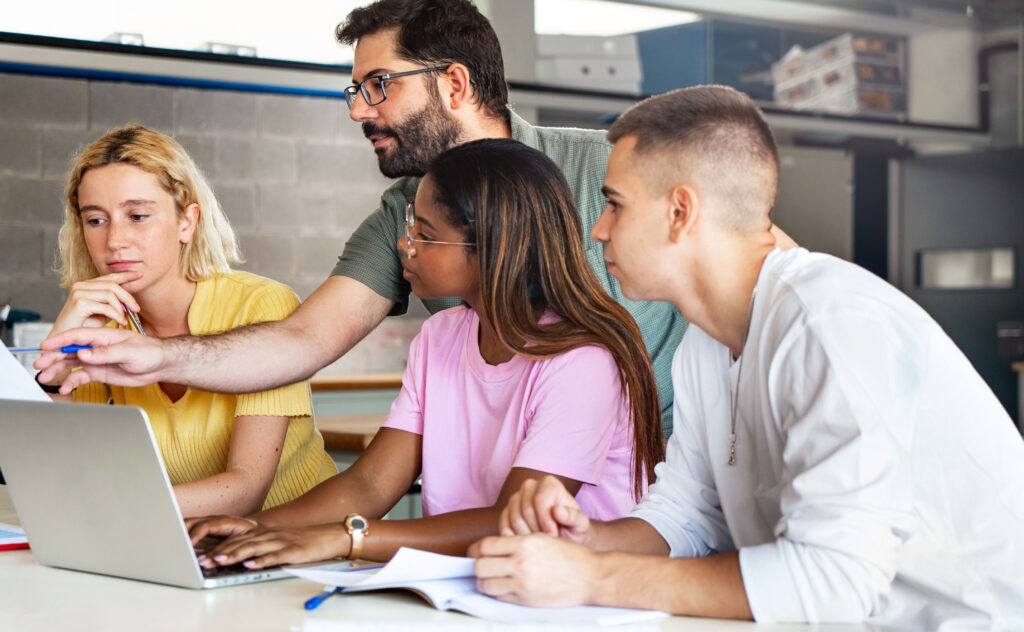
[{"xmin": 0, "ymin": 70, "xmax": 432, "ymax": 372}]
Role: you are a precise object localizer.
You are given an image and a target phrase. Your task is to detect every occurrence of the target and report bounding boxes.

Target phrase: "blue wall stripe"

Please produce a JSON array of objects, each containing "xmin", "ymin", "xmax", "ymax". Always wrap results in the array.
[{"xmin": 0, "ymin": 61, "xmax": 349, "ymax": 99}]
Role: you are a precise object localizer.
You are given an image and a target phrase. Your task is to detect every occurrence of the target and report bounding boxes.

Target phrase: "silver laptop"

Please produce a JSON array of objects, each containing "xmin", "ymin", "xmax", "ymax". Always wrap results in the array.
[{"xmin": 0, "ymin": 398, "xmax": 349, "ymax": 588}]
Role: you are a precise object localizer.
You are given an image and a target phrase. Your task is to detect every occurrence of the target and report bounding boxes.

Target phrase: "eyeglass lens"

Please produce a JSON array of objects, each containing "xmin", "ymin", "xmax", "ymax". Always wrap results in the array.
[
  {"xmin": 345, "ymin": 77, "xmax": 386, "ymax": 109},
  {"xmin": 362, "ymin": 77, "xmax": 386, "ymax": 107}
]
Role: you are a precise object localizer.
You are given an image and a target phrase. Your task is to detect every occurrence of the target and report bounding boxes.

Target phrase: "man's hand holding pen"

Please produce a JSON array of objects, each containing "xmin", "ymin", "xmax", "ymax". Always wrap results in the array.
[{"xmin": 35, "ymin": 327, "xmax": 167, "ymax": 393}]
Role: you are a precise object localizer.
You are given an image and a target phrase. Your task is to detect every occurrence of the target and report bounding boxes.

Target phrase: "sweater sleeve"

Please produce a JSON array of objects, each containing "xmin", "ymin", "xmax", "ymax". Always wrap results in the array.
[
  {"xmin": 232, "ymin": 282, "xmax": 313, "ymax": 419},
  {"xmin": 72, "ymin": 380, "xmax": 111, "ymax": 404}
]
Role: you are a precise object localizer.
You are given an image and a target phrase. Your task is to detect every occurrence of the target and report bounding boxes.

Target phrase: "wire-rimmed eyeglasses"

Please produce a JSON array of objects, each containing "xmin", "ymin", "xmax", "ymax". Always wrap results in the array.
[
  {"xmin": 402, "ymin": 201, "xmax": 473, "ymax": 258},
  {"xmin": 345, "ymin": 66, "xmax": 450, "ymax": 110}
]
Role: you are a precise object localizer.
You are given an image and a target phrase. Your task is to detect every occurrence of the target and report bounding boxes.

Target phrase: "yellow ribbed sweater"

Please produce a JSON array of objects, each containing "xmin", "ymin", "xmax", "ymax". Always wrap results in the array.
[{"xmin": 74, "ymin": 270, "xmax": 337, "ymax": 509}]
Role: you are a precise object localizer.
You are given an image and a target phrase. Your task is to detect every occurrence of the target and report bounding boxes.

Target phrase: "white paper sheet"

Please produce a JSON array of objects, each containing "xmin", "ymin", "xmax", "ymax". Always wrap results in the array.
[
  {"xmin": 0, "ymin": 341, "xmax": 51, "ymax": 402},
  {"xmin": 291, "ymin": 547, "xmax": 473, "ymax": 589}
]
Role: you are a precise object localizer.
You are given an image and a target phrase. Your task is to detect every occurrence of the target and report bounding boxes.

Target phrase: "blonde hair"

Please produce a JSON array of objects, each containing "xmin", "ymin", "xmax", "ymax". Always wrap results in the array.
[{"xmin": 58, "ymin": 124, "xmax": 242, "ymax": 286}]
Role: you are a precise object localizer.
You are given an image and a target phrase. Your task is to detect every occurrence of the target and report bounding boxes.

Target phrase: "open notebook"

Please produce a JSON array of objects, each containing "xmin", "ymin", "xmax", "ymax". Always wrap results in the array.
[
  {"xmin": 0, "ymin": 523, "xmax": 28, "ymax": 551},
  {"xmin": 289, "ymin": 547, "xmax": 667, "ymax": 626}
]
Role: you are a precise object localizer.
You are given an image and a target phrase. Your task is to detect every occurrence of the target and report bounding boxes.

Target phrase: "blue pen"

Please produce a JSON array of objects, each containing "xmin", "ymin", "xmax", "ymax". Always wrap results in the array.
[
  {"xmin": 9, "ymin": 345, "xmax": 93, "ymax": 354},
  {"xmin": 304, "ymin": 586, "xmax": 344, "ymax": 610}
]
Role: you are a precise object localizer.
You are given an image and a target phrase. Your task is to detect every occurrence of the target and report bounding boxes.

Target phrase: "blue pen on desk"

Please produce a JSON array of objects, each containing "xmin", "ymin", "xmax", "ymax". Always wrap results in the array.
[
  {"xmin": 9, "ymin": 345, "xmax": 93, "ymax": 354},
  {"xmin": 304, "ymin": 586, "xmax": 344, "ymax": 610}
]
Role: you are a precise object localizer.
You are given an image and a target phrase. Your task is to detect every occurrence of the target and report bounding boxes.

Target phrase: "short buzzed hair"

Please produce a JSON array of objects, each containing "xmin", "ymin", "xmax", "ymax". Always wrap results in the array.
[{"xmin": 608, "ymin": 85, "xmax": 779, "ymax": 231}]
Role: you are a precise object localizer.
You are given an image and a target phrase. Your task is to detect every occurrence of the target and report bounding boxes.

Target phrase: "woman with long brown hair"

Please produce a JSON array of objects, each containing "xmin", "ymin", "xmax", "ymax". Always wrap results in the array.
[{"xmin": 187, "ymin": 138, "xmax": 664, "ymax": 568}]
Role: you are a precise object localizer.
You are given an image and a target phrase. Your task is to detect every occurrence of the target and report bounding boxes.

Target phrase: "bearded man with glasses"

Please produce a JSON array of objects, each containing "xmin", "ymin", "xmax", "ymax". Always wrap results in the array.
[{"xmin": 38, "ymin": 0, "xmax": 794, "ymax": 439}]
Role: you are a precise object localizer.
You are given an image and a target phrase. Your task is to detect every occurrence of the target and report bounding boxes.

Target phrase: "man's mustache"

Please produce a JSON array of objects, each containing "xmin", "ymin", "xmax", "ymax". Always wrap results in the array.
[{"xmin": 362, "ymin": 122, "xmax": 398, "ymax": 141}]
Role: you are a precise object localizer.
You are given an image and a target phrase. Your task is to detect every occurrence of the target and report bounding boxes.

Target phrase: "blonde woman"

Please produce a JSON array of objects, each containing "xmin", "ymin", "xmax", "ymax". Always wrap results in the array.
[{"xmin": 41, "ymin": 125, "xmax": 336, "ymax": 518}]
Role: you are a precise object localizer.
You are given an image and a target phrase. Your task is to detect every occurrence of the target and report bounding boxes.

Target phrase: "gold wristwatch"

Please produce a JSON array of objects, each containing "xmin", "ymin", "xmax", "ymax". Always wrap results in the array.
[{"xmin": 344, "ymin": 513, "xmax": 369, "ymax": 560}]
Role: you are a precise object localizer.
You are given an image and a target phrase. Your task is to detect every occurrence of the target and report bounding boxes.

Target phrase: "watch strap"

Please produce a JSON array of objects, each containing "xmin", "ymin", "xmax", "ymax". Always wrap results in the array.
[{"xmin": 34, "ymin": 371, "xmax": 62, "ymax": 394}]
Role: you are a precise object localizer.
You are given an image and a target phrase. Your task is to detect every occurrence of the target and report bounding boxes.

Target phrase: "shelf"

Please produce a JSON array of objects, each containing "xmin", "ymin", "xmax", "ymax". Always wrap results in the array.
[
  {"xmin": 510, "ymin": 82, "xmax": 989, "ymax": 149},
  {"xmin": 0, "ymin": 32, "xmax": 992, "ymax": 150}
]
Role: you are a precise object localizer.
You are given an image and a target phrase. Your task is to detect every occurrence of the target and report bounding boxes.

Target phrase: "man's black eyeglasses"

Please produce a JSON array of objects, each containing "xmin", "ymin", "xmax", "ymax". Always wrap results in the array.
[{"xmin": 344, "ymin": 66, "xmax": 449, "ymax": 110}]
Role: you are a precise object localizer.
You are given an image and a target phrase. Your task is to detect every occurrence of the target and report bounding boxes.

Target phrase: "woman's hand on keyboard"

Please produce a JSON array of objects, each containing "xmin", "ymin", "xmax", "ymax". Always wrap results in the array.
[
  {"xmin": 193, "ymin": 524, "xmax": 350, "ymax": 570},
  {"xmin": 187, "ymin": 515, "xmax": 259, "ymax": 547}
]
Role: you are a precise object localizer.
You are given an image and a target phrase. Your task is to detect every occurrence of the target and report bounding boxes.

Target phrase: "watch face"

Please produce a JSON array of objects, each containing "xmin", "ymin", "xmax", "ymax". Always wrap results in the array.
[{"xmin": 348, "ymin": 516, "xmax": 368, "ymax": 531}]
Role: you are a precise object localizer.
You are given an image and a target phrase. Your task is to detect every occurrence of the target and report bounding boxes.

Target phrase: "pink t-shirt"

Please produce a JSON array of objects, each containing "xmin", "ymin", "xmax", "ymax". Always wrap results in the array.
[{"xmin": 383, "ymin": 306, "xmax": 642, "ymax": 520}]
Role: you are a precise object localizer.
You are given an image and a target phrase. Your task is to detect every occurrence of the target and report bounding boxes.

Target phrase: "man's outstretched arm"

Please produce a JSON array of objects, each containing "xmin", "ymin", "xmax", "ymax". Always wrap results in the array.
[{"xmin": 37, "ymin": 276, "xmax": 394, "ymax": 394}]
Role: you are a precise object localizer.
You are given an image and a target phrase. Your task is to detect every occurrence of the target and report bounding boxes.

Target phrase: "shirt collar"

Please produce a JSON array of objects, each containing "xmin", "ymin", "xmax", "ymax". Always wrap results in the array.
[{"xmin": 508, "ymin": 109, "xmax": 540, "ymax": 150}]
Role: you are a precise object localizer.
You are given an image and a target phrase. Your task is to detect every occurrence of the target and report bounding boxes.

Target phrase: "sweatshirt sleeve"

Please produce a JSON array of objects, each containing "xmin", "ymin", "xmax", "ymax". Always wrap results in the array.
[
  {"xmin": 739, "ymin": 306, "xmax": 917, "ymax": 623},
  {"xmin": 630, "ymin": 332, "xmax": 734, "ymax": 558}
]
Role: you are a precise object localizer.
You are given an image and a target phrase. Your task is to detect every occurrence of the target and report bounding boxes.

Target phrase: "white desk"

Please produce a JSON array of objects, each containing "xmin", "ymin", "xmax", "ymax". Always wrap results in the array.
[{"xmin": 0, "ymin": 487, "xmax": 893, "ymax": 632}]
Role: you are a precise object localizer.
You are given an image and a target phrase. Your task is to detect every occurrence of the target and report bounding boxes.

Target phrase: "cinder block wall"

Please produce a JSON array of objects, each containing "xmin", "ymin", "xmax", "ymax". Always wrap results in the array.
[{"xmin": 0, "ymin": 70, "xmax": 396, "ymax": 327}]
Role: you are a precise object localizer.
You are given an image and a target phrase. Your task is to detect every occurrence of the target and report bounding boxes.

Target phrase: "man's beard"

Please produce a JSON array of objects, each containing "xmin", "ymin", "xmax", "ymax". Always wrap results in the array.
[{"xmin": 363, "ymin": 94, "xmax": 461, "ymax": 179}]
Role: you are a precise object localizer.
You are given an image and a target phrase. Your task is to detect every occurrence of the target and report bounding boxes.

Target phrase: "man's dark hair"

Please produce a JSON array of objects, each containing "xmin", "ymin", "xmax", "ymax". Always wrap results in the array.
[{"xmin": 337, "ymin": 0, "xmax": 509, "ymax": 124}]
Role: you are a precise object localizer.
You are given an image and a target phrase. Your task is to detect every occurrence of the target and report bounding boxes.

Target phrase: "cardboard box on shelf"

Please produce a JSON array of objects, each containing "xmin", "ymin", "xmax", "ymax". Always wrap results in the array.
[{"xmin": 772, "ymin": 32, "xmax": 905, "ymax": 117}]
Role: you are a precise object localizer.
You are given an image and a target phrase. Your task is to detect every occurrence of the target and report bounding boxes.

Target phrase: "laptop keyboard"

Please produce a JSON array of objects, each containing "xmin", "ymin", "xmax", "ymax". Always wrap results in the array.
[{"xmin": 200, "ymin": 560, "xmax": 269, "ymax": 578}]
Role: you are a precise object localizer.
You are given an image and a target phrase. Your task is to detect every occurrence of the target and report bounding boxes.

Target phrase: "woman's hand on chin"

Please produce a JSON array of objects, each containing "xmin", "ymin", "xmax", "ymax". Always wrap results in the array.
[{"xmin": 51, "ymin": 271, "xmax": 143, "ymax": 334}]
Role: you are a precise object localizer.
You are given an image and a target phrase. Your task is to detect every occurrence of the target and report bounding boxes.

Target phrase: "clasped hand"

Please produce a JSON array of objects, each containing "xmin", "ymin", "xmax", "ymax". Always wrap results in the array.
[{"xmin": 469, "ymin": 475, "xmax": 600, "ymax": 607}]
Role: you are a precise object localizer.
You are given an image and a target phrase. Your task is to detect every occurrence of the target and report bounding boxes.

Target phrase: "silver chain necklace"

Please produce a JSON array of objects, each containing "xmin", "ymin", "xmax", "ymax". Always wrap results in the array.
[{"xmin": 728, "ymin": 287, "xmax": 757, "ymax": 467}]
